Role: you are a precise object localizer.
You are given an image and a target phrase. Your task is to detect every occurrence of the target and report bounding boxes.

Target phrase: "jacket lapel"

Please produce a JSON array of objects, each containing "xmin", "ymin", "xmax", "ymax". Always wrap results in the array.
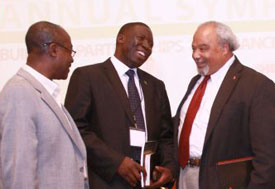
[
  {"xmin": 102, "ymin": 59, "xmax": 135, "ymax": 125},
  {"xmin": 62, "ymin": 105, "xmax": 86, "ymax": 156},
  {"xmin": 204, "ymin": 58, "xmax": 243, "ymax": 144},
  {"xmin": 175, "ymin": 75, "xmax": 201, "ymax": 128},
  {"xmin": 17, "ymin": 68, "xmax": 84, "ymax": 154},
  {"xmin": 137, "ymin": 69, "xmax": 152, "ymax": 133}
]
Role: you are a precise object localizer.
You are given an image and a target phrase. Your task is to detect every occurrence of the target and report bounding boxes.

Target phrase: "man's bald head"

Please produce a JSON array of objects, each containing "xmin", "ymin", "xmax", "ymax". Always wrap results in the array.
[{"xmin": 25, "ymin": 21, "xmax": 66, "ymax": 54}]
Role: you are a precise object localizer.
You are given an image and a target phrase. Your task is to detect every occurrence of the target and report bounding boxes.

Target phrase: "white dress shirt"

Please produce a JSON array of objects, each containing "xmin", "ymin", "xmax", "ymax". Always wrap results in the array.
[{"xmin": 178, "ymin": 56, "xmax": 235, "ymax": 158}]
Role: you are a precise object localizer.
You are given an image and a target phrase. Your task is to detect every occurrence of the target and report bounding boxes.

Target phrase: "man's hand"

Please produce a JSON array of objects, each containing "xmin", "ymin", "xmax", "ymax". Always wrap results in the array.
[
  {"xmin": 144, "ymin": 166, "xmax": 173, "ymax": 189},
  {"xmin": 117, "ymin": 157, "xmax": 146, "ymax": 187}
]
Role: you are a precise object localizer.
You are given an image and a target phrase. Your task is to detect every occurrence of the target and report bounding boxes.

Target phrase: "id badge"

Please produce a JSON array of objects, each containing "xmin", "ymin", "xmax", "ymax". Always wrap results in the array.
[{"xmin": 129, "ymin": 127, "xmax": 146, "ymax": 147}]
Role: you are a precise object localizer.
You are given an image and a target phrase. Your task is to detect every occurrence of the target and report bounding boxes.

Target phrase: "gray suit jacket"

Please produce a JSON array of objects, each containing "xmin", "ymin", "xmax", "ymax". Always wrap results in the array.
[{"xmin": 0, "ymin": 68, "xmax": 89, "ymax": 189}]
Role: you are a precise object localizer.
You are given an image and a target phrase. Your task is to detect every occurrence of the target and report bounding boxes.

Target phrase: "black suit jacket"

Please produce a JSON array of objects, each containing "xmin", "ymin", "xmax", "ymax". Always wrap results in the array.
[
  {"xmin": 174, "ymin": 57, "xmax": 275, "ymax": 188},
  {"xmin": 65, "ymin": 58, "xmax": 176, "ymax": 188}
]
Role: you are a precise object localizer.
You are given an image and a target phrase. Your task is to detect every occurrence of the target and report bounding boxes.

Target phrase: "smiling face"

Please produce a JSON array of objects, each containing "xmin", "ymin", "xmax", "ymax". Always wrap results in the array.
[
  {"xmin": 192, "ymin": 24, "xmax": 228, "ymax": 75},
  {"xmin": 115, "ymin": 24, "xmax": 153, "ymax": 68}
]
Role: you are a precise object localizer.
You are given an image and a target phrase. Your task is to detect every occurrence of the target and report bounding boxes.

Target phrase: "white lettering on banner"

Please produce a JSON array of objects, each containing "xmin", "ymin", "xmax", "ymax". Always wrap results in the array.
[
  {"xmin": 228, "ymin": 0, "xmax": 254, "ymax": 18},
  {"xmin": 1, "ymin": 0, "xmax": 275, "ymax": 29}
]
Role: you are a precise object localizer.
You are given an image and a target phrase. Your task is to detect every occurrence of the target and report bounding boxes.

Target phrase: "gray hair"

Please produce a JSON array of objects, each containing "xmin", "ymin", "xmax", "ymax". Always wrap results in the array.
[{"xmin": 199, "ymin": 21, "xmax": 240, "ymax": 51}]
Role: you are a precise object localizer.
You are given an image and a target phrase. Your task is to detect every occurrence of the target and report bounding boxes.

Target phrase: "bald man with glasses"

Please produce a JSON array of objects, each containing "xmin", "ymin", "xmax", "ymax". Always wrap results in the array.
[{"xmin": 0, "ymin": 21, "xmax": 88, "ymax": 189}]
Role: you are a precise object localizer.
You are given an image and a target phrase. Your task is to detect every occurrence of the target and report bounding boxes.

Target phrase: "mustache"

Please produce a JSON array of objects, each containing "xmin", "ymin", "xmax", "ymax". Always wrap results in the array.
[{"xmin": 194, "ymin": 57, "xmax": 206, "ymax": 63}]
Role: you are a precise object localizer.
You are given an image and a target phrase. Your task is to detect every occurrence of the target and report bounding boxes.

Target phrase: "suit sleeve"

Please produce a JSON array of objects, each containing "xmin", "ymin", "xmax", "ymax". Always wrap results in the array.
[
  {"xmin": 157, "ymin": 81, "xmax": 177, "ymax": 178},
  {"xmin": 64, "ymin": 68, "xmax": 124, "ymax": 182},
  {"xmin": 248, "ymin": 78, "xmax": 275, "ymax": 188},
  {"xmin": 0, "ymin": 85, "xmax": 38, "ymax": 189}
]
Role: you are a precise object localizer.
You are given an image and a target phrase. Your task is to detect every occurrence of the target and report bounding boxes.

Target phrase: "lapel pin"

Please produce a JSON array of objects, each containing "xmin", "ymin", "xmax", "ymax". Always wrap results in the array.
[{"xmin": 144, "ymin": 80, "xmax": 148, "ymax": 85}]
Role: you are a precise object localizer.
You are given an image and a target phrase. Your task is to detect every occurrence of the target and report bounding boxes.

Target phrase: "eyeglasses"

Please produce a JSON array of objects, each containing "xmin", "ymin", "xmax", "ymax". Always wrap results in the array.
[{"xmin": 43, "ymin": 42, "xmax": 77, "ymax": 57}]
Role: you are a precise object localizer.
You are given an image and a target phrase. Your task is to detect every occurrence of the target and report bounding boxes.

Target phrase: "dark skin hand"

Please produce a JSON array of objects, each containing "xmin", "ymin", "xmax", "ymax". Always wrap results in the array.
[
  {"xmin": 144, "ymin": 166, "xmax": 173, "ymax": 189},
  {"xmin": 117, "ymin": 157, "xmax": 147, "ymax": 187}
]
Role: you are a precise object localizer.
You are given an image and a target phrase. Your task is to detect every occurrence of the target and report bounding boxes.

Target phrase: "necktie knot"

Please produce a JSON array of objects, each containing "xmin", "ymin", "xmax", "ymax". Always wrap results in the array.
[
  {"xmin": 204, "ymin": 75, "xmax": 210, "ymax": 82},
  {"xmin": 126, "ymin": 69, "xmax": 135, "ymax": 78}
]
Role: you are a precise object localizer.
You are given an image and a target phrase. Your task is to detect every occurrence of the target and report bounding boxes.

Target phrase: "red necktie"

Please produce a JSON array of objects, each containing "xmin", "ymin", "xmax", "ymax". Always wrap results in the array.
[{"xmin": 178, "ymin": 75, "xmax": 210, "ymax": 168}]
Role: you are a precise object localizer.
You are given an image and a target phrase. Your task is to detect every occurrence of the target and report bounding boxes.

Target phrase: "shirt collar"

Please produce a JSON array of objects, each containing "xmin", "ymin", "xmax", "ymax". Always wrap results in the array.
[
  {"xmin": 22, "ymin": 64, "xmax": 61, "ymax": 102},
  {"xmin": 111, "ymin": 56, "xmax": 138, "ymax": 77},
  {"xmin": 209, "ymin": 55, "xmax": 235, "ymax": 82}
]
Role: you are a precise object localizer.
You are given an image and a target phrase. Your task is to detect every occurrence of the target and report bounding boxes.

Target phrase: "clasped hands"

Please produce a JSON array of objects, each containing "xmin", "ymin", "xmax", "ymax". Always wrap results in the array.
[{"xmin": 117, "ymin": 157, "xmax": 173, "ymax": 188}]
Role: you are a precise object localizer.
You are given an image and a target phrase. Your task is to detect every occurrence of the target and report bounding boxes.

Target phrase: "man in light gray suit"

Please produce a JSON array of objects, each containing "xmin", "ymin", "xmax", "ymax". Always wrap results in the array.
[{"xmin": 0, "ymin": 21, "xmax": 89, "ymax": 189}]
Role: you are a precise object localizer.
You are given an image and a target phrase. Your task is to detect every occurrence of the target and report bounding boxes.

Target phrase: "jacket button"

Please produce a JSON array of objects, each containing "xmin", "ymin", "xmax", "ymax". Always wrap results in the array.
[{"xmin": 79, "ymin": 167, "xmax": 84, "ymax": 172}]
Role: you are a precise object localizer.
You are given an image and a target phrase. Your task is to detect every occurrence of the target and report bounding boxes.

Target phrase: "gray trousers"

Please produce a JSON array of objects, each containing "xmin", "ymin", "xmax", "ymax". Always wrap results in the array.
[{"xmin": 178, "ymin": 166, "xmax": 199, "ymax": 189}]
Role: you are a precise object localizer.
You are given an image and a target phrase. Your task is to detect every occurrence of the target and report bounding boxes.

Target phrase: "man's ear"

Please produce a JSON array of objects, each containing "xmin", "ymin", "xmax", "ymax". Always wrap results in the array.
[
  {"xmin": 47, "ymin": 43, "xmax": 58, "ymax": 57},
  {"xmin": 222, "ymin": 43, "xmax": 230, "ymax": 55},
  {"xmin": 117, "ymin": 34, "xmax": 125, "ymax": 44}
]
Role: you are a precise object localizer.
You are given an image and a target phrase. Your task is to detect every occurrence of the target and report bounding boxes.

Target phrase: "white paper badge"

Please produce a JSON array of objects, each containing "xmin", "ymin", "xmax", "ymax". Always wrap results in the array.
[{"xmin": 129, "ymin": 128, "xmax": 146, "ymax": 147}]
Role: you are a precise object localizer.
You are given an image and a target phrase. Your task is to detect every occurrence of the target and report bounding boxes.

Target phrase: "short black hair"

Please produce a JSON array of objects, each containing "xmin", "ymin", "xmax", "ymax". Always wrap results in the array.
[{"xmin": 117, "ymin": 22, "xmax": 151, "ymax": 36}]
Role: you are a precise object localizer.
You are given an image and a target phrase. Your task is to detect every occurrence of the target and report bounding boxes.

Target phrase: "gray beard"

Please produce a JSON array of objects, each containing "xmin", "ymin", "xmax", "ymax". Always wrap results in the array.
[{"xmin": 197, "ymin": 65, "xmax": 209, "ymax": 76}]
